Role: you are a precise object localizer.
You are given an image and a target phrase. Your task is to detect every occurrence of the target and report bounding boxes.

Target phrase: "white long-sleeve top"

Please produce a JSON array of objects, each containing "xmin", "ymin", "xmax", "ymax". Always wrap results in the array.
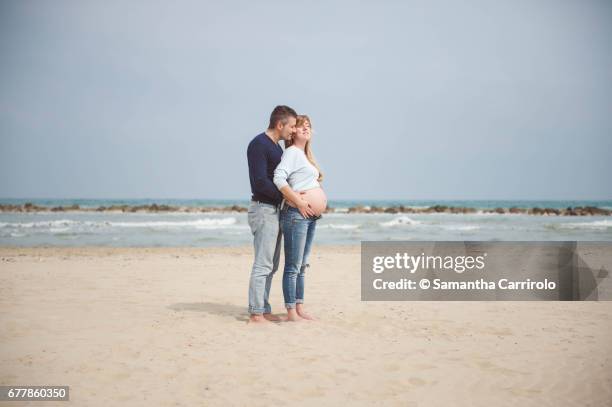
[{"xmin": 273, "ymin": 146, "xmax": 320, "ymax": 192}]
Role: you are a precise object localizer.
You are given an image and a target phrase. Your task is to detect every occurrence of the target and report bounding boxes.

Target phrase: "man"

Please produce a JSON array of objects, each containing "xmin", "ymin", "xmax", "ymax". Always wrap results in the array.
[{"xmin": 246, "ymin": 105, "xmax": 313, "ymax": 323}]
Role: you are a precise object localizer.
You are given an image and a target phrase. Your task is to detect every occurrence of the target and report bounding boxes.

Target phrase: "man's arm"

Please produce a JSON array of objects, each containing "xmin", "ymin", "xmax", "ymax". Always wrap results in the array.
[{"xmin": 247, "ymin": 142, "xmax": 283, "ymax": 202}]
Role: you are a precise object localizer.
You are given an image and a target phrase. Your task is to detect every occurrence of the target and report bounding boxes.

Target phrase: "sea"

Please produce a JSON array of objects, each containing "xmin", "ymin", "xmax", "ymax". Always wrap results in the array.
[{"xmin": 1, "ymin": 198, "xmax": 611, "ymax": 247}]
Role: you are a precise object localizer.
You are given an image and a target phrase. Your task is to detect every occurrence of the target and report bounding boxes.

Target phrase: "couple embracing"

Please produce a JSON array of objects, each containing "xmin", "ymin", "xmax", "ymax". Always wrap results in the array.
[{"xmin": 246, "ymin": 105, "xmax": 327, "ymax": 324}]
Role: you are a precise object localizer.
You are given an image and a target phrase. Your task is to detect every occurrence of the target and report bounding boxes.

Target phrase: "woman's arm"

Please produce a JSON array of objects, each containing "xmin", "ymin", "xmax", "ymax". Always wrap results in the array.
[
  {"xmin": 273, "ymin": 148, "xmax": 315, "ymax": 218},
  {"xmin": 278, "ymin": 185, "xmax": 314, "ymax": 218}
]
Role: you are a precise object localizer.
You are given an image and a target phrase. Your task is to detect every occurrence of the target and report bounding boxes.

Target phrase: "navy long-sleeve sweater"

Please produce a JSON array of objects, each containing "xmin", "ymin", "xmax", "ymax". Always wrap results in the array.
[{"xmin": 247, "ymin": 132, "xmax": 284, "ymax": 206}]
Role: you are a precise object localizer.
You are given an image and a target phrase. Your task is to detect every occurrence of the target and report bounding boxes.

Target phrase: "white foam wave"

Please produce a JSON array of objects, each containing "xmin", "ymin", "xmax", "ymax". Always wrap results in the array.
[
  {"xmin": 557, "ymin": 220, "xmax": 612, "ymax": 230},
  {"xmin": 380, "ymin": 216, "xmax": 421, "ymax": 227},
  {"xmin": 49, "ymin": 227, "xmax": 71, "ymax": 233},
  {"xmin": 108, "ymin": 218, "xmax": 238, "ymax": 229},
  {"xmin": 0, "ymin": 219, "xmax": 89, "ymax": 228},
  {"xmin": 440, "ymin": 225, "xmax": 480, "ymax": 231},
  {"xmin": 318, "ymin": 224, "xmax": 359, "ymax": 230},
  {"xmin": 0, "ymin": 217, "xmax": 241, "ymax": 230}
]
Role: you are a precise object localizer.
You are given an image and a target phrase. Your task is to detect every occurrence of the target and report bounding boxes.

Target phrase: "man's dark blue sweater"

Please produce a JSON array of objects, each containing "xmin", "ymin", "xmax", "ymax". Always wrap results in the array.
[{"xmin": 247, "ymin": 132, "xmax": 284, "ymax": 206}]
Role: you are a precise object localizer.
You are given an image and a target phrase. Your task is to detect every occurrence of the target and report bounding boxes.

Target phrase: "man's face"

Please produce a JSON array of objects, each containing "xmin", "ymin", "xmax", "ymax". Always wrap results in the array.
[{"xmin": 279, "ymin": 117, "xmax": 297, "ymax": 141}]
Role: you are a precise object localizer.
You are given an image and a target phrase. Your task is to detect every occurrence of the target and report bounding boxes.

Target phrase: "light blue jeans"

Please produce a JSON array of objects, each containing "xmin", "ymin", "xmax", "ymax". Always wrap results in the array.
[
  {"xmin": 247, "ymin": 201, "xmax": 282, "ymax": 314},
  {"xmin": 280, "ymin": 205, "xmax": 318, "ymax": 309}
]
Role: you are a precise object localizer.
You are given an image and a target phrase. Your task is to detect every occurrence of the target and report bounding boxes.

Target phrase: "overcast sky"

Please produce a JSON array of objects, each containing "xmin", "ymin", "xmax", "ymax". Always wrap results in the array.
[{"xmin": 1, "ymin": 0, "xmax": 611, "ymax": 200}]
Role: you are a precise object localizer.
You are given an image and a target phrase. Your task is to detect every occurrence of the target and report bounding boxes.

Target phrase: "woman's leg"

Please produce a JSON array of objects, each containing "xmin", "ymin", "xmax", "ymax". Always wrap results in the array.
[
  {"xmin": 296, "ymin": 219, "xmax": 316, "ymax": 304},
  {"xmin": 296, "ymin": 218, "xmax": 317, "ymax": 320},
  {"xmin": 281, "ymin": 208, "xmax": 308, "ymax": 321}
]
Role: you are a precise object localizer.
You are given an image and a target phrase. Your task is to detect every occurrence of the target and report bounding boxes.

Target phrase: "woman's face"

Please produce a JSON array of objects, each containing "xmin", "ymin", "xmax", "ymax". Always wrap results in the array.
[{"xmin": 294, "ymin": 120, "xmax": 311, "ymax": 143}]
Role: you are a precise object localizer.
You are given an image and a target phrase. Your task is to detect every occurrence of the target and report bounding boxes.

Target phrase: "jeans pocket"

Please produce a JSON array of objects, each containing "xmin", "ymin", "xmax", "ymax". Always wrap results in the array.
[
  {"xmin": 291, "ymin": 212, "xmax": 302, "ymax": 224},
  {"xmin": 248, "ymin": 210, "xmax": 262, "ymax": 234},
  {"xmin": 262, "ymin": 205, "xmax": 277, "ymax": 215}
]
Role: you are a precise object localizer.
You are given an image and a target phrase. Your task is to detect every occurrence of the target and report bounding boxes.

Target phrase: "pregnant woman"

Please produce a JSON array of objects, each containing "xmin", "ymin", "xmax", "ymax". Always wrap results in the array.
[{"xmin": 273, "ymin": 114, "xmax": 327, "ymax": 321}]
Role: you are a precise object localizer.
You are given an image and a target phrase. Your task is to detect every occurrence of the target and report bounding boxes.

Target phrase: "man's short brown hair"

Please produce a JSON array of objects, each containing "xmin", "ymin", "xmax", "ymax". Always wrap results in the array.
[{"xmin": 268, "ymin": 105, "xmax": 297, "ymax": 129}]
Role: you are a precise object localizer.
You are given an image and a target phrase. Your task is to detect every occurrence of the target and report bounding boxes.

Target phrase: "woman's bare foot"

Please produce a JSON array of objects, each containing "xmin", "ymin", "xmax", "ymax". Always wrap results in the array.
[
  {"xmin": 296, "ymin": 304, "xmax": 316, "ymax": 320},
  {"xmin": 284, "ymin": 308, "xmax": 302, "ymax": 322}
]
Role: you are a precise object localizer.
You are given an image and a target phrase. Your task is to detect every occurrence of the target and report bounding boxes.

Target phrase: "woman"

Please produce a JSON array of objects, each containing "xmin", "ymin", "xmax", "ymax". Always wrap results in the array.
[{"xmin": 273, "ymin": 115, "xmax": 327, "ymax": 321}]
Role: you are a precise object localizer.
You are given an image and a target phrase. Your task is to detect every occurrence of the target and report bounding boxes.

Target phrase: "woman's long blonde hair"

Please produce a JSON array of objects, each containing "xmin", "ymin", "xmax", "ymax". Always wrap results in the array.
[{"xmin": 286, "ymin": 115, "xmax": 323, "ymax": 182}]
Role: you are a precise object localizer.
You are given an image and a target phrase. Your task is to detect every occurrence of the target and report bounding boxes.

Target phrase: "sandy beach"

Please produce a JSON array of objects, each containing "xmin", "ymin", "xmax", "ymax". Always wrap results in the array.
[{"xmin": 1, "ymin": 245, "xmax": 611, "ymax": 406}]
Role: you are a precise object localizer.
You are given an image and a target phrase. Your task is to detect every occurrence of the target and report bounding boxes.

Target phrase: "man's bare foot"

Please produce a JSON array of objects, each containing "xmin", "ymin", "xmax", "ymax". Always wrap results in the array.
[
  {"xmin": 263, "ymin": 313, "xmax": 282, "ymax": 322},
  {"xmin": 284, "ymin": 308, "xmax": 302, "ymax": 322},
  {"xmin": 248, "ymin": 314, "xmax": 270, "ymax": 324},
  {"xmin": 296, "ymin": 304, "xmax": 316, "ymax": 321}
]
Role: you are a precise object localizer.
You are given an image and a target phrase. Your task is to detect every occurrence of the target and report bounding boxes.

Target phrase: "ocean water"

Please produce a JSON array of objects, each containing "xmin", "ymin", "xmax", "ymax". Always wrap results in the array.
[
  {"xmin": 2, "ymin": 198, "xmax": 612, "ymax": 210},
  {"xmin": 1, "ymin": 199, "xmax": 611, "ymax": 247}
]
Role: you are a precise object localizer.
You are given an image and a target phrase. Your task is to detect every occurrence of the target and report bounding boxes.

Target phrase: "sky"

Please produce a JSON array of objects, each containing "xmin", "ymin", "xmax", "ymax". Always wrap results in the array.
[{"xmin": 1, "ymin": 0, "xmax": 611, "ymax": 201}]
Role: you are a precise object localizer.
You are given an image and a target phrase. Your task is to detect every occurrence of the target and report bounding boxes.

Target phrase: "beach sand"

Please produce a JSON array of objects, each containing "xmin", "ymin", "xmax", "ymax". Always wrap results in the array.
[{"xmin": 1, "ymin": 246, "xmax": 611, "ymax": 406}]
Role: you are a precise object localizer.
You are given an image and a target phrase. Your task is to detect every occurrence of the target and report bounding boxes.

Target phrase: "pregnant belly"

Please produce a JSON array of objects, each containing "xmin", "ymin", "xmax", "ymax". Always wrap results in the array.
[{"xmin": 301, "ymin": 187, "xmax": 327, "ymax": 215}]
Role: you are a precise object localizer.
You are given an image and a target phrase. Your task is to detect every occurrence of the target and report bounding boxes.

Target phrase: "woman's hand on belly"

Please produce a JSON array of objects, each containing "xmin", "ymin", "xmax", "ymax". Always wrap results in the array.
[{"xmin": 301, "ymin": 187, "xmax": 327, "ymax": 216}]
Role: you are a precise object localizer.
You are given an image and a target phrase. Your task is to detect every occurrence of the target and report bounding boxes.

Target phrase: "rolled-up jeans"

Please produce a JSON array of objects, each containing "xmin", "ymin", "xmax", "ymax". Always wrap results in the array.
[
  {"xmin": 247, "ymin": 201, "xmax": 282, "ymax": 314},
  {"xmin": 280, "ymin": 205, "xmax": 318, "ymax": 309}
]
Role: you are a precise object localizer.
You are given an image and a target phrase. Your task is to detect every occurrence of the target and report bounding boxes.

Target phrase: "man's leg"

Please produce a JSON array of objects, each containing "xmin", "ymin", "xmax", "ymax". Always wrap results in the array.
[
  {"xmin": 247, "ymin": 203, "xmax": 280, "ymax": 321},
  {"xmin": 263, "ymin": 212, "xmax": 282, "ymax": 314}
]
